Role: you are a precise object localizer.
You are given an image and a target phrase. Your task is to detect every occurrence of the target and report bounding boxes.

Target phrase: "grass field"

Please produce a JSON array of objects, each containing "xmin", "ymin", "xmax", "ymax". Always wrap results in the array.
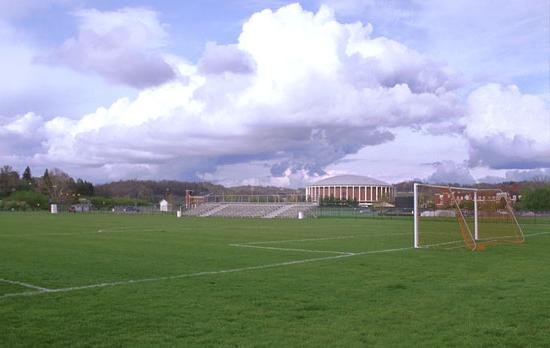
[{"xmin": 1, "ymin": 213, "xmax": 549, "ymax": 347}]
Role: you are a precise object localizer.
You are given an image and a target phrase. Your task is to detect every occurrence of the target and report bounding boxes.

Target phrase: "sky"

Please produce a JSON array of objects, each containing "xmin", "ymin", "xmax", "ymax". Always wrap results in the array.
[{"xmin": 0, "ymin": 0, "xmax": 548, "ymax": 187}]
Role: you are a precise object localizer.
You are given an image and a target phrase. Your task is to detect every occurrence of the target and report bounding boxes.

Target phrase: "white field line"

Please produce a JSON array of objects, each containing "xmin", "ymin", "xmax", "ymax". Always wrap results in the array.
[
  {"xmin": 418, "ymin": 240, "xmax": 464, "ymax": 249},
  {"xmin": 524, "ymin": 231, "xmax": 550, "ymax": 238},
  {"xmin": 95, "ymin": 229, "xmax": 169, "ymax": 234},
  {"xmin": 0, "ymin": 290, "xmax": 47, "ymax": 298},
  {"xmin": 0, "ymin": 228, "xmax": 169, "ymax": 238},
  {"xmin": 243, "ymin": 236, "xmax": 356, "ymax": 245},
  {"xmin": 230, "ymin": 243, "xmax": 354, "ymax": 255},
  {"xmin": 0, "ymin": 278, "xmax": 51, "ymax": 291},
  {"xmin": 0, "ymin": 245, "xmax": 415, "ymax": 299},
  {"xmin": 2, "ymin": 232, "xmax": 547, "ymax": 300},
  {"xmin": 0, "ymin": 230, "xmax": 411, "ymax": 239},
  {"xmin": 243, "ymin": 233, "xmax": 411, "ymax": 245}
]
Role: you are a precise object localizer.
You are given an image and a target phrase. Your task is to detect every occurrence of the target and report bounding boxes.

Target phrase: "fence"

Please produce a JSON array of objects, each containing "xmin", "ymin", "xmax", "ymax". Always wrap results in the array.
[
  {"xmin": 313, "ymin": 207, "xmax": 412, "ymax": 219},
  {"xmin": 312, "ymin": 207, "xmax": 550, "ymax": 224},
  {"xmin": 2, "ymin": 203, "xmax": 549, "ymax": 224},
  {"xmin": 203, "ymin": 194, "xmax": 308, "ymax": 204}
]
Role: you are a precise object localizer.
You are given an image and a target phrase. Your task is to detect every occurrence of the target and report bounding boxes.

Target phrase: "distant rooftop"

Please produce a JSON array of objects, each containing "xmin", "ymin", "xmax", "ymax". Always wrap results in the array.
[{"xmin": 311, "ymin": 175, "xmax": 390, "ymax": 186}]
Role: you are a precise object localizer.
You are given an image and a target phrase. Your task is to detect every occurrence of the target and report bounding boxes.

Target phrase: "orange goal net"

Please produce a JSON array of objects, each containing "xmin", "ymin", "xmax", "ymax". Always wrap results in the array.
[{"xmin": 413, "ymin": 184, "xmax": 524, "ymax": 251}]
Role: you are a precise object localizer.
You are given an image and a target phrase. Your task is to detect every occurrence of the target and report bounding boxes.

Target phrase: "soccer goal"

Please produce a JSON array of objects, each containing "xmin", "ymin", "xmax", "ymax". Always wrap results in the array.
[{"xmin": 413, "ymin": 183, "xmax": 524, "ymax": 251}]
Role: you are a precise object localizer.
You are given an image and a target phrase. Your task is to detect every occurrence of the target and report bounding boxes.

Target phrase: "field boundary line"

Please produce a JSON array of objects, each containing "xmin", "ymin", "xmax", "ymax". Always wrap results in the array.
[
  {"xmin": 230, "ymin": 243, "xmax": 354, "ymax": 255},
  {"xmin": 524, "ymin": 231, "xmax": 550, "ymax": 238},
  {"xmin": 0, "ymin": 278, "xmax": 51, "ymax": 292},
  {"xmin": 0, "ymin": 245, "xmax": 414, "ymax": 300},
  {"xmin": 0, "ymin": 290, "xmax": 45, "ymax": 298},
  {"xmin": 0, "ymin": 227, "xmax": 170, "ymax": 238}
]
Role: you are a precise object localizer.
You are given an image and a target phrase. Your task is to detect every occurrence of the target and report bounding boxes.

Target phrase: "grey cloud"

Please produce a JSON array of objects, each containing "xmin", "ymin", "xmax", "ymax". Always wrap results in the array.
[
  {"xmin": 478, "ymin": 169, "xmax": 550, "ymax": 184},
  {"xmin": 468, "ymin": 135, "xmax": 550, "ymax": 170},
  {"xmin": 426, "ymin": 161, "xmax": 476, "ymax": 185},
  {"xmin": 198, "ymin": 43, "xmax": 256, "ymax": 75},
  {"xmin": 504, "ymin": 169, "xmax": 550, "ymax": 182},
  {"xmin": 265, "ymin": 127, "xmax": 395, "ymax": 176},
  {"xmin": 343, "ymin": 40, "xmax": 461, "ymax": 94},
  {"xmin": 36, "ymin": 8, "xmax": 176, "ymax": 88},
  {"xmin": 464, "ymin": 83, "xmax": 549, "ymax": 171},
  {"xmin": 0, "ymin": 113, "xmax": 46, "ymax": 157}
]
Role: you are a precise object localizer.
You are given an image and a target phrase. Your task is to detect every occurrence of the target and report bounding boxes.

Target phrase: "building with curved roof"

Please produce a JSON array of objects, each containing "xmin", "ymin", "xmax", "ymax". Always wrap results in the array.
[{"xmin": 306, "ymin": 175, "xmax": 394, "ymax": 206}]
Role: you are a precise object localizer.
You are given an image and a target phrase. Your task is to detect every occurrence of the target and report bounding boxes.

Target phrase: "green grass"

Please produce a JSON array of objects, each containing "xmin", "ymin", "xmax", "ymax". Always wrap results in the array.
[{"xmin": 1, "ymin": 213, "xmax": 549, "ymax": 347}]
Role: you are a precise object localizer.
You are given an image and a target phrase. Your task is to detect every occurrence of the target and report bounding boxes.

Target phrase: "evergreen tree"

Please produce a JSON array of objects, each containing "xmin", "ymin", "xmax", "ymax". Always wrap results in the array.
[
  {"xmin": 73, "ymin": 179, "xmax": 95, "ymax": 197},
  {"xmin": 22, "ymin": 166, "xmax": 32, "ymax": 182},
  {"xmin": 42, "ymin": 169, "xmax": 53, "ymax": 196},
  {"xmin": 19, "ymin": 166, "xmax": 34, "ymax": 190}
]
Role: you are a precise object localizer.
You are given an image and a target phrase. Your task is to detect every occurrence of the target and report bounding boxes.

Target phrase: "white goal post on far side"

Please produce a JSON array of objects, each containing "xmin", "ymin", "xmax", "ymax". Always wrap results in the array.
[{"xmin": 413, "ymin": 183, "xmax": 524, "ymax": 251}]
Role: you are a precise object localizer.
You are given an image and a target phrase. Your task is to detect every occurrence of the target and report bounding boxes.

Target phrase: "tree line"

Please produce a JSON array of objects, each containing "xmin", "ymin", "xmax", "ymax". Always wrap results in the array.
[
  {"xmin": 1, "ymin": 165, "xmax": 548, "ymax": 211},
  {"xmin": 518, "ymin": 186, "xmax": 550, "ymax": 211},
  {"xmin": 0, "ymin": 166, "xmax": 303, "ymax": 211},
  {"xmin": 0, "ymin": 166, "xmax": 94, "ymax": 210}
]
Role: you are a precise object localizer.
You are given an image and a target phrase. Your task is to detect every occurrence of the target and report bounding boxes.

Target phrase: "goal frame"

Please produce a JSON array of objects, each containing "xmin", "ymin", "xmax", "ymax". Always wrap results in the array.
[{"xmin": 413, "ymin": 183, "xmax": 524, "ymax": 250}]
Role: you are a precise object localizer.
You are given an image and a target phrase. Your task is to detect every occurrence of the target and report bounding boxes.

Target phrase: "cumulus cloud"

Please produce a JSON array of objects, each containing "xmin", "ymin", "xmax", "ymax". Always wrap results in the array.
[
  {"xmin": 37, "ymin": 7, "xmax": 176, "ymax": 88},
  {"xmin": 3, "ymin": 4, "xmax": 463, "ymax": 183},
  {"xmin": 464, "ymin": 83, "xmax": 550, "ymax": 169}
]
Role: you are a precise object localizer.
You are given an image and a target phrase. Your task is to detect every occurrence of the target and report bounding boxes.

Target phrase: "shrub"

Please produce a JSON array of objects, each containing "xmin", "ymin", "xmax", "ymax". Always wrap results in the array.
[
  {"xmin": 1, "ymin": 190, "xmax": 49, "ymax": 211},
  {"xmin": 520, "ymin": 186, "xmax": 550, "ymax": 211}
]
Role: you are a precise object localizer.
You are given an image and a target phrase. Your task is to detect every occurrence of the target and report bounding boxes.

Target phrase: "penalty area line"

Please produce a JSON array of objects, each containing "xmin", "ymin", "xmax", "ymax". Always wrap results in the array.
[
  {"xmin": 243, "ymin": 235, "xmax": 356, "ymax": 245},
  {"xmin": 230, "ymin": 243, "xmax": 355, "ymax": 255},
  {"xmin": 0, "ymin": 278, "xmax": 51, "ymax": 292},
  {"xmin": 0, "ymin": 245, "xmax": 414, "ymax": 300}
]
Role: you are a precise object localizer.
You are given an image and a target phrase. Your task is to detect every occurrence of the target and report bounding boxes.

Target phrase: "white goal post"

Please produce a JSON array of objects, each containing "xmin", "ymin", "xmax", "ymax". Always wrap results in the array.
[{"xmin": 413, "ymin": 183, "xmax": 524, "ymax": 251}]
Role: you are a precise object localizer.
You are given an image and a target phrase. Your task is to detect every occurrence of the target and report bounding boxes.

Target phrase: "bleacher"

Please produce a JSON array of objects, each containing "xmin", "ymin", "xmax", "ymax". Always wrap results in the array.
[
  {"xmin": 181, "ymin": 203, "xmax": 221, "ymax": 217},
  {"xmin": 183, "ymin": 203, "xmax": 317, "ymax": 219},
  {"xmin": 273, "ymin": 204, "xmax": 316, "ymax": 218}
]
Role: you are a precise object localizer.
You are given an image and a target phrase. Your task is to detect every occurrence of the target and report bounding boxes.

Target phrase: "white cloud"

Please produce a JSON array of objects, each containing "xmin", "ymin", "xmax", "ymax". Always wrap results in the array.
[
  {"xmin": 324, "ymin": 0, "xmax": 548, "ymax": 92},
  {"xmin": 10, "ymin": 3, "xmax": 546, "ymax": 186},
  {"xmin": 3, "ymin": 4, "xmax": 462, "ymax": 183},
  {"xmin": 464, "ymin": 83, "xmax": 550, "ymax": 169},
  {"xmin": 2, "ymin": 112, "xmax": 43, "ymax": 134},
  {"xmin": 37, "ymin": 7, "xmax": 177, "ymax": 88}
]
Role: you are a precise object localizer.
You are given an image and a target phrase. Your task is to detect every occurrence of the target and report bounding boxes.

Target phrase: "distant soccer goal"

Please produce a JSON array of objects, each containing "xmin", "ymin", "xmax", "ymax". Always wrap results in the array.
[{"xmin": 413, "ymin": 183, "xmax": 524, "ymax": 251}]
